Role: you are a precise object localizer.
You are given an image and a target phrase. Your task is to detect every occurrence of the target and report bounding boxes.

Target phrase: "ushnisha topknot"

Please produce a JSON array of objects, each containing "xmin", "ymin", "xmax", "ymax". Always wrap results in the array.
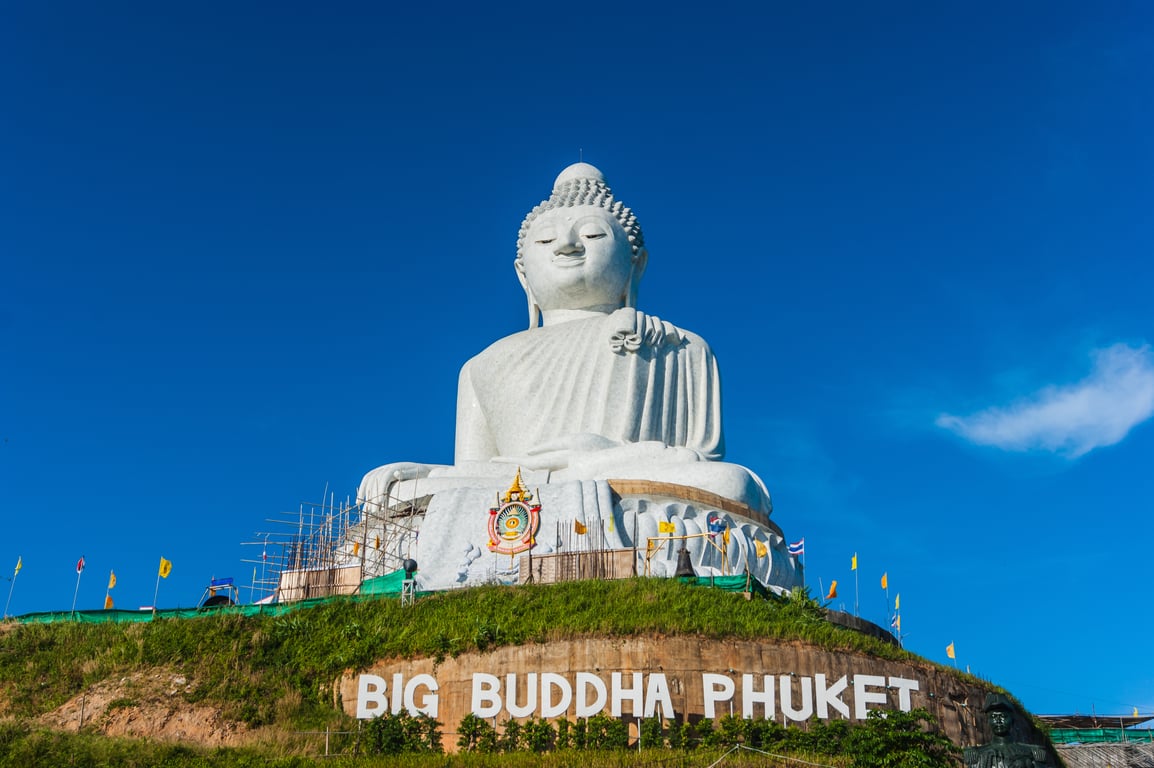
[{"xmin": 516, "ymin": 163, "xmax": 645, "ymax": 261}]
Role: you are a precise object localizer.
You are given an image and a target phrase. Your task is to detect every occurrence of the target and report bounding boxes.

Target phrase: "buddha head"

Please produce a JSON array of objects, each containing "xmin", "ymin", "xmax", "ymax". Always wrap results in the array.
[
  {"xmin": 515, "ymin": 163, "xmax": 647, "ymax": 327},
  {"xmin": 983, "ymin": 693, "xmax": 1015, "ymax": 738}
]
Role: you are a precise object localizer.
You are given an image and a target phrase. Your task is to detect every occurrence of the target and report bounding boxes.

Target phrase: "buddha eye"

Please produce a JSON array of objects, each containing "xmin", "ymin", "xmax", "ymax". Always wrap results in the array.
[
  {"xmin": 535, "ymin": 238, "xmax": 555, "ymax": 245},
  {"xmin": 582, "ymin": 232, "xmax": 607, "ymax": 240}
]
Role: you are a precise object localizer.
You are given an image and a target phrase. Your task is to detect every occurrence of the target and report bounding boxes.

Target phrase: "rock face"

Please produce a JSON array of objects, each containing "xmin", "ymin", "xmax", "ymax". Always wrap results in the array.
[
  {"xmin": 338, "ymin": 635, "xmax": 1039, "ymax": 752},
  {"xmin": 35, "ymin": 669, "xmax": 250, "ymax": 746}
]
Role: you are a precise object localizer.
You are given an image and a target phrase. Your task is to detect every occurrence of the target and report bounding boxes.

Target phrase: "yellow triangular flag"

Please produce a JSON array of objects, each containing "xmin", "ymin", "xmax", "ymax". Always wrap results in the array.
[
  {"xmin": 880, "ymin": 572, "xmax": 887, "ymax": 590},
  {"xmin": 158, "ymin": 557, "xmax": 172, "ymax": 579},
  {"xmin": 722, "ymin": 527, "xmax": 731, "ymax": 546},
  {"xmin": 353, "ymin": 541, "xmax": 360, "ymax": 556},
  {"xmin": 13, "ymin": 557, "xmax": 21, "ymax": 576},
  {"xmin": 374, "ymin": 535, "xmax": 381, "ymax": 550},
  {"xmin": 895, "ymin": 593, "xmax": 900, "ymax": 610},
  {"xmin": 1134, "ymin": 707, "xmax": 1140, "ymax": 718},
  {"xmin": 104, "ymin": 595, "xmax": 114, "ymax": 610},
  {"xmin": 108, "ymin": 570, "xmax": 116, "ymax": 590},
  {"xmin": 851, "ymin": 553, "xmax": 857, "ymax": 571},
  {"xmin": 574, "ymin": 520, "xmax": 586, "ymax": 535},
  {"xmin": 754, "ymin": 540, "xmax": 768, "ymax": 558},
  {"xmin": 658, "ymin": 521, "xmax": 676, "ymax": 534},
  {"xmin": 946, "ymin": 642, "xmax": 956, "ymax": 660},
  {"xmin": 826, "ymin": 580, "xmax": 838, "ymax": 599}
]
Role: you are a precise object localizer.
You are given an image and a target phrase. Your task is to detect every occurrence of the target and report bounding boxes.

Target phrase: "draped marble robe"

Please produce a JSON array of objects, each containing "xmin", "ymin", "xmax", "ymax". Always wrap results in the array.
[{"xmin": 454, "ymin": 307, "xmax": 724, "ymax": 465}]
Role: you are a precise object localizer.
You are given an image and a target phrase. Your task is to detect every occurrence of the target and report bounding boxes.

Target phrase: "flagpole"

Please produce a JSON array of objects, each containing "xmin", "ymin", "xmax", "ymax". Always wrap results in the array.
[
  {"xmin": 260, "ymin": 534, "xmax": 268, "ymax": 602},
  {"xmin": 71, "ymin": 558, "xmax": 84, "ymax": 618},
  {"xmin": 3, "ymin": 558, "xmax": 19, "ymax": 619},
  {"xmin": 853, "ymin": 552, "xmax": 859, "ymax": 617},
  {"xmin": 883, "ymin": 578, "xmax": 890, "ymax": 624},
  {"xmin": 152, "ymin": 568, "xmax": 162, "ymax": 617}
]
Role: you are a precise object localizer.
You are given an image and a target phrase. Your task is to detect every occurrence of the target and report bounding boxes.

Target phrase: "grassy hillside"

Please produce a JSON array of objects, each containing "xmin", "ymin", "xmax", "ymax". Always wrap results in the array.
[{"xmin": 0, "ymin": 578, "xmax": 967, "ymax": 766}]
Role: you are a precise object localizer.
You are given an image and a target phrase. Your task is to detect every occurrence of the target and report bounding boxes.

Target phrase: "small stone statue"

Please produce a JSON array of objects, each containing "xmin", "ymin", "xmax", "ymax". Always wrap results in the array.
[{"xmin": 963, "ymin": 693, "xmax": 1049, "ymax": 768}]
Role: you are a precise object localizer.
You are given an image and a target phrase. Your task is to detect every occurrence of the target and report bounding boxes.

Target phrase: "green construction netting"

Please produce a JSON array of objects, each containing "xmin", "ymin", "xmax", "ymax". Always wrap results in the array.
[
  {"xmin": 682, "ymin": 574, "xmax": 770, "ymax": 598},
  {"xmin": 360, "ymin": 569, "xmax": 417, "ymax": 595},
  {"xmin": 12, "ymin": 568, "xmax": 420, "ymax": 625},
  {"xmin": 1050, "ymin": 728, "xmax": 1154, "ymax": 744},
  {"xmin": 10, "ymin": 571, "xmax": 768, "ymax": 625},
  {"xmin": 14, "ymin": 597, "xmax": 339, "ymax": 624}
]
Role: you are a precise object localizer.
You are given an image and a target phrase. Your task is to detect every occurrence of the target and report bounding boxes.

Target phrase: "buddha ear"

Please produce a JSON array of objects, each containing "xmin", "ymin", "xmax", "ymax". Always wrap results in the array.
[
  {"xmin": 514, "ymin": 259, "xmax": 540, "ymax": 329},
  {"xmin": 626, "ymin": 247, "xmax": 648, "ymax": 308}
]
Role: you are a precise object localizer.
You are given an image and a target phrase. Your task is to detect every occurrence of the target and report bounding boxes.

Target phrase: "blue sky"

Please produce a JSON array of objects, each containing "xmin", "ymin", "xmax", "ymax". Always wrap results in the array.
[{"xmin": 2, "ymin": 1, "xmax": 1152, "ymax": 718}]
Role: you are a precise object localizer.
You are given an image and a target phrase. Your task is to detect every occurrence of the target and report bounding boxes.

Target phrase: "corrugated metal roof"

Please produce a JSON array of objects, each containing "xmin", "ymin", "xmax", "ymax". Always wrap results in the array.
[
  {"xmin": 1056, "ymin": 742, "xmax": 1154, "ymax": 768},
  {"xmin": 1039, "ymin": 715, "xmax": 1154, "ymax": 730}
]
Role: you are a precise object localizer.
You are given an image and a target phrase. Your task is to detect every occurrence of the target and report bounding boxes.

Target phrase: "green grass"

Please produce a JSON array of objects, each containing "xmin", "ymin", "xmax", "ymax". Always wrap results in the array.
[
  {"xmin": 0, "ymin": 720, "xmax": 846, "ymax": 768},
  {"xmin": 0, "ymin": 578, "xmax": 977, "ymax": 764}
]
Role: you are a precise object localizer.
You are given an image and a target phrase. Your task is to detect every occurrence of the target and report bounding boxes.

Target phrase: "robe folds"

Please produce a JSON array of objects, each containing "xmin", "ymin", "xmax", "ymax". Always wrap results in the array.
[{"xmin": 455, "ymin": 308, "xmax": 724, "ymax": 464}]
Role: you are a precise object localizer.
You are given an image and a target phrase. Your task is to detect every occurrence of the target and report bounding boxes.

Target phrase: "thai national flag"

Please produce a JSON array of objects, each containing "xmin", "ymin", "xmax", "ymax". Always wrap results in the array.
[
  {"xmin": 787, "ymin": 539, "xmax": 805, "ymax": 556},
  {"xmin": 707, "ymin": 515, "xmax": 724, "ymax": 535}
]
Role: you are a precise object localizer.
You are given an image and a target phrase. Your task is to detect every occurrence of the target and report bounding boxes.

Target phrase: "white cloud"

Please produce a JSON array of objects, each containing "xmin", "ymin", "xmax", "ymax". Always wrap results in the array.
[{"xmin": 936, "ymin": 343, "xmax": 1154, "ymax": 457}]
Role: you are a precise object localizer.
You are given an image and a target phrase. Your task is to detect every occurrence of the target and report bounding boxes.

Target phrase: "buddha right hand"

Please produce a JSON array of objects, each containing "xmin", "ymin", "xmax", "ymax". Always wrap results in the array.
[{"xmin": 357, "ymin": 462, "xmax": 438, "ymax": 511}]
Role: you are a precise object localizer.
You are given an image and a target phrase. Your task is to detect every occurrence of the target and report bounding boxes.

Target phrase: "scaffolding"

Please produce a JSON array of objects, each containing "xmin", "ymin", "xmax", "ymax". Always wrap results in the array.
[{"xmin": 240, "ymin": 482, "xmax": 427, "ymax": 604}]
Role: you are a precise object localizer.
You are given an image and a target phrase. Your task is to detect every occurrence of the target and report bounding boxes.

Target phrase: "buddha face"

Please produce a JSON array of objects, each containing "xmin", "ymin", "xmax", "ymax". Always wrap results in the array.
[
  {"xmin": 517, "ymin": 206, "xmax": 641, "ymax": 314},
  {"xmin": 988, "ymin": 709, "xmax": 1012, "ymax": 737}
]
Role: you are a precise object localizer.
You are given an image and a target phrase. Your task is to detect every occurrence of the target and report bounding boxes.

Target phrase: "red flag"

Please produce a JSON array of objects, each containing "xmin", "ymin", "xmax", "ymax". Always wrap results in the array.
[{"xmin": 76, "ymin": 557, "xmax": 86, "ymax": 574}]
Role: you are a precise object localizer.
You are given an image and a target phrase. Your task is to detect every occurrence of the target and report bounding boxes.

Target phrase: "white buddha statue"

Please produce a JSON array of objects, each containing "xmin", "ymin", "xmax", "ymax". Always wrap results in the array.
[{"xmin": 356, "ymin": 163, "xmax": 797, "ymax": 591}]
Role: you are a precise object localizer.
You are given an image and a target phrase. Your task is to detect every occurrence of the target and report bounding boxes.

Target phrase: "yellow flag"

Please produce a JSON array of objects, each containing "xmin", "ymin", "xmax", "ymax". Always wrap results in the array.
[
  {"xmin": 1134, "ymin": 707, "xmax": 1140, "ymax": 718},
  {"xmin": 353, "ymin": 542, "xmax": 360, "ymax": 556},
  {"xmin": 826, "ymin": 580, "xmax": 838, "ymax": 600},
  {"xmin": 895, "ymin": 593, "xmax": 900, "ymax": 611},
  {"xmin": 895, "ymin": 615, "xmax": 901, "ymax": 631},
  {"xmin": 946, "ymin": 642, "xmax": 956, "ymax": 660},
  {"xmin": 108, "ymin": 570, "xmax": 116, "ymax": 590},
  {"xmin": 104, "ymin": 595, "xmax": 114, "ymax": 610},
  {"xmin": 574, "ymin": 520, "xmax": 587, "ymax": 535},
  {"xmin": 158, "ymin": 557, "xmax": 172, "ymax": 579},
  {"xmin": 880, "ymin": 572, "xmax": 887, "ymax": 590},
  {"xmin": 851, "ymin": 553, "xmax": 857, "ymax": 571},
  {"xmin": 658, "ymin": 521, "xmax": 676, "ymax": 534},
  {"xmin": 754, "ymin": 540, "xmax": 768, "ymax": 558},
  {"xmin": 13, "ymin": 557, "xmax": 21, "ymax": 576},
  {"xmin": 374, "ymin": 535, "xmax": 381, "ymax": 550}
]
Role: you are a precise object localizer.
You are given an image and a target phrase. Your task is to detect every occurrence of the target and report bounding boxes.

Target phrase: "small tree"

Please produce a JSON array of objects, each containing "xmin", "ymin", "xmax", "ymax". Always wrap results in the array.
[
  {"xmin": 845, "ymin": 708, "xmax": 961, "ymax": 768},
  {"xmin": 524, "ymin": 717, "xmax": 557, "ymax": 752},
  {"xmin": 640, "ymin": 716, "xmax": 665, "ymax": 749},
  {"xmin": 363, "ymin": 711, "xmax": 442, "ymax": 755},
  {"xmin": 572, "ymin": 717, "xmax": 588, "ymax": 750},
  {"xmin": 692, "ymin": 717, "xmax": 715, "ymax": 749},
  {"xmin": 456, "ymin": 713, "xmax": 498, "ymax": 753},
  {"xmin": 498, "ymin": 718, "xmax": 525, "ymax": 752},
  {"xmin": 716, "ymin": 714, "xmax": 750, "ymax": 746},
  {"xmin": 555, "ymin": 717, "xmax": 574, "ymax": 750},
  {"xmin": 586, "ymin": 713, "xmax": 630, "ymax": 750}
]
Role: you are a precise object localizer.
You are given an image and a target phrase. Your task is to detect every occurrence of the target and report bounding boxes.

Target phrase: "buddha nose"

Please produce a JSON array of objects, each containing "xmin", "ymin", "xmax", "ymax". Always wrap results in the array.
[{"xmin": 554, "ymin": 233, "xmax": 583, "ymax": 254}]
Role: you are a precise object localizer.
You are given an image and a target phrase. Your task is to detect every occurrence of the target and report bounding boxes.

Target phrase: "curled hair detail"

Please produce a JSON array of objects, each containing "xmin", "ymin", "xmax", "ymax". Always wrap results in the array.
[{"xmin": 516, "ymin": 175, "xmax": 645, "ymax": 261}]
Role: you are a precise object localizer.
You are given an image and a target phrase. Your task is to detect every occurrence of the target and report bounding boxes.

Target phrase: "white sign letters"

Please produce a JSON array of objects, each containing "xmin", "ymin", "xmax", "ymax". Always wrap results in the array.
[{"xmin": 355, "ymin": 670, "xmax": 919, "ymax": 722}]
